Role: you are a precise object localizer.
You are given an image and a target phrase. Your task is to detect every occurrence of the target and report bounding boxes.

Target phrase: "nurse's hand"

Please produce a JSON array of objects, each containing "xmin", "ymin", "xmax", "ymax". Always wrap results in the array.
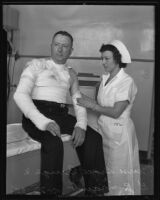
[
  {"xmin": 71, "ymin": 127, "xmax": 85, "ymax": 148},
  {"xmin": 46, "ymin": 121, "xmax": 61, "ymax": 138},
  {"xmin": 81, "ymin": 93, "xmax": 96, "ymax": 103},
  {"xmin": 77, "ymin": 96, "xmax": 97, "ymax": 110}
]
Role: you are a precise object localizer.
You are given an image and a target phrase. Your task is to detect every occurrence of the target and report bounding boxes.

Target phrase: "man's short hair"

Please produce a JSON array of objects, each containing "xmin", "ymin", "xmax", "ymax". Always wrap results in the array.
[{"xmin": 52, "ymin": 31, "xmax": 73, "ymax": 45}]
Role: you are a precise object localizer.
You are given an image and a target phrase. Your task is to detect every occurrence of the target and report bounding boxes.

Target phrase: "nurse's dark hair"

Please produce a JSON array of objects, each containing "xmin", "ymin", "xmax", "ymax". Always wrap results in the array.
[
  {"xmin": 99, "ymin": 44, "xmax": 127, "ymax": 68},
  {"xmin": 52, "ymin": 31, "xmax": 73, "ymax": 45}
]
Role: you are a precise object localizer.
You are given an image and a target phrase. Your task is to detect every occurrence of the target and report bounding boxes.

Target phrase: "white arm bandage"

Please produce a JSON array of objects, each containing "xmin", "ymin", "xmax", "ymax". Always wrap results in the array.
[
  {"xmin": 72, "ymin": 91, "xmax": 87, "ymax": 131},
  {"xmin": 14, "ymin": 61, "xmax": 55, "ymax": 131}
]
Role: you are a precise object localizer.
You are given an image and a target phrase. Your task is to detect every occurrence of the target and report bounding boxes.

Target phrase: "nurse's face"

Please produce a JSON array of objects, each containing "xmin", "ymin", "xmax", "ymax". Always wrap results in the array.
[
  {"xmin": 51, "ymin": 34, "xmax": 73, "ymax": 64},
  {"xmin": 101, "ymin": 50, "xmax": 118, "ymax": 74}
]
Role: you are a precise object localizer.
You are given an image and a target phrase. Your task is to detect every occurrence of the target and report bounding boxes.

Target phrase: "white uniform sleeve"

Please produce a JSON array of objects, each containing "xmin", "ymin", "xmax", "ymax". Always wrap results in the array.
[
  {"xmin": 72, "ymin": 91, "xmax": 87, "ymax": 131},
  {"xmin": 115, "ymin": 78, "xmax": 137, "ymax": 103},
  {"xmin": 13, "ymin": 59, "xmax": 55, "ymax": 131}
]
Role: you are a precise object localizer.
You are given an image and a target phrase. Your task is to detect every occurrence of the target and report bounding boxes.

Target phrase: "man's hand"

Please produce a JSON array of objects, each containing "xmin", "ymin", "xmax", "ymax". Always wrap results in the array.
[
  {"xmin": 46, "ymin": 121, "xmax": 61, "ymax": 138},
  {"xmin": 71, "ymin": 126, "xmax": 86, "ymax": 148}
]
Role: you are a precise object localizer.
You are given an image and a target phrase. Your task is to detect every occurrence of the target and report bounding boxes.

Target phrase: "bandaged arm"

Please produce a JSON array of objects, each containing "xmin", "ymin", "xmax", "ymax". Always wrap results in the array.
[
  {"xmin": 69, "ymin": 69, "xmax": 87, "ymax": 131},
  {"xmin": 13, "ymin": 60, "xmax": 55, "ymax": 131}
]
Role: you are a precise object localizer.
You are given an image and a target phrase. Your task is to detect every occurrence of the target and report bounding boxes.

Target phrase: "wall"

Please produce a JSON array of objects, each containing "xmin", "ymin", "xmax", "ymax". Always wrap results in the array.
[{"xmin": 6, "ymin": 5, "xmax": 154, "ymax": 151}]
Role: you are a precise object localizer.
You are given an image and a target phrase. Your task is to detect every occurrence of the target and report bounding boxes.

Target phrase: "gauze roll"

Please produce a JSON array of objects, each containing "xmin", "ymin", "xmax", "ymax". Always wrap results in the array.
[{"xmin": 72, "ymin": 91, "xmax": 87, "ymax": 131}]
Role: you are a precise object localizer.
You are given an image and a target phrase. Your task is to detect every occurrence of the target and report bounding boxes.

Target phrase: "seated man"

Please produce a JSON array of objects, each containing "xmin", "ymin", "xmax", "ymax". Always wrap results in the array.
[{"xmin": 14, "ymin": 30, "xmax": 108, "ymax": 196}]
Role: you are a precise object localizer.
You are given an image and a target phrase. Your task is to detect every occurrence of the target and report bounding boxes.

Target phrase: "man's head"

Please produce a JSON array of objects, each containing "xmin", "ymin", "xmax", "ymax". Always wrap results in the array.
[{"xmin": 51, "ymin": 31, "xmax": 73, "ymax": 64}]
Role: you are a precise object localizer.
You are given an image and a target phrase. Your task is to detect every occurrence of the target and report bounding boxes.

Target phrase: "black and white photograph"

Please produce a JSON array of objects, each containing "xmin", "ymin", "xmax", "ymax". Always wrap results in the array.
[{"xmin": 2, "ymin": 2, "xmax": 158, "ymax": 198}]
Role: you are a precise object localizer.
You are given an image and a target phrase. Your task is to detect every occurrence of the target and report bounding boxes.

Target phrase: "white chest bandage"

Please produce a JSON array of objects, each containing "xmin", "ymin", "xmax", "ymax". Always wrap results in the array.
[
  {"xmin": 14, "ymin": 59, "xmax": 87, "ymax": 131},
  {"xmin": 14, "ymin": 59, "xmax": 70, "ymax": 131}
]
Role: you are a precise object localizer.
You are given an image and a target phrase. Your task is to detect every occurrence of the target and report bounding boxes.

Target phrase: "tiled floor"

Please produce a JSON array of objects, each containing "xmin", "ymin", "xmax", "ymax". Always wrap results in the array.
[
  {"xmin": 25, "ymin": 162, "xmax": 154, "ymax": 196},
  {"xmin": 71, "ymin": 162, "xmax": 154, "ymax": 196},
  {"xmin": 14, "ymin": 151, "xmax": 154, "ymax": 196}
]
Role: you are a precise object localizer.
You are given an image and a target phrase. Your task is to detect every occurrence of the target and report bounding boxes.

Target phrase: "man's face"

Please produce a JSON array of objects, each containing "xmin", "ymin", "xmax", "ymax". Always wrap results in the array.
[{"xmin": 51, "ymin": 34, "xmax": 73, "ymax": 64}]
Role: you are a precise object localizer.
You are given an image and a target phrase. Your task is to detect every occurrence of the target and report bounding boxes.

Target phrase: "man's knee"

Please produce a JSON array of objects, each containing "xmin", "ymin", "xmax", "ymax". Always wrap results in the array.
[
  {"xmin": 42, "ymin": 135, "xmax": 63, "ymax": 153},
  {"xmin": 86, "ymin": 127, "xmax": 102, "ymax": 143}
]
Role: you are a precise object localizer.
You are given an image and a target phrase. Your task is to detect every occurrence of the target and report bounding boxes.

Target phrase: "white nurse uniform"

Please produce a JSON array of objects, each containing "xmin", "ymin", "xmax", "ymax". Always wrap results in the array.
[{"xmin": 97, "ymin": 68, "xmax": 141, "ymax": 195}]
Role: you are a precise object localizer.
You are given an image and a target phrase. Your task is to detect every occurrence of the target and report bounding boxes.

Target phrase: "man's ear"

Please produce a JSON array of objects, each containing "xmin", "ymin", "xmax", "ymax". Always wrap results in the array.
[{"xmin": 70, "ymin": 47, "xmax": 74, "ymax": 55}]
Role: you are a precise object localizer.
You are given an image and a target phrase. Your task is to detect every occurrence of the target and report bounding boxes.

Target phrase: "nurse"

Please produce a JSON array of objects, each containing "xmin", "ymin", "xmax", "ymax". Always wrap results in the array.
[{"xmin": 77, "ymin": 40, "xmax": 141, "ymax": 195}]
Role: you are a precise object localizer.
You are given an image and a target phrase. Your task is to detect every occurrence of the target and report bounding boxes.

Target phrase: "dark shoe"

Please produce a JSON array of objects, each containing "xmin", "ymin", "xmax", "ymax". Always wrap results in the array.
[
  {"xmin": 85, "ymin": 189, "xmax": 105, "ymax": 197},
  {"xmin": 69, "ymin": 166, "xmax": 83, "ymax": 188}
]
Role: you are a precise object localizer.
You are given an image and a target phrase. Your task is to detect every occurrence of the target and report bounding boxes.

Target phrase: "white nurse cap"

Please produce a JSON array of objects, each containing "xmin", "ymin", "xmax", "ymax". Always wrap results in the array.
[{"xmin": 110, "ymin": 40, "xmax": 131, "ymax": 63}]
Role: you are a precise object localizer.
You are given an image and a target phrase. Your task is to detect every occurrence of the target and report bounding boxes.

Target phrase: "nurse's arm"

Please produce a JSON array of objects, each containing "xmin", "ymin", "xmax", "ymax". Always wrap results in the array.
[{"xmin": 93, "ymin": 100, "xmax": 129, "ymax": 119}]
